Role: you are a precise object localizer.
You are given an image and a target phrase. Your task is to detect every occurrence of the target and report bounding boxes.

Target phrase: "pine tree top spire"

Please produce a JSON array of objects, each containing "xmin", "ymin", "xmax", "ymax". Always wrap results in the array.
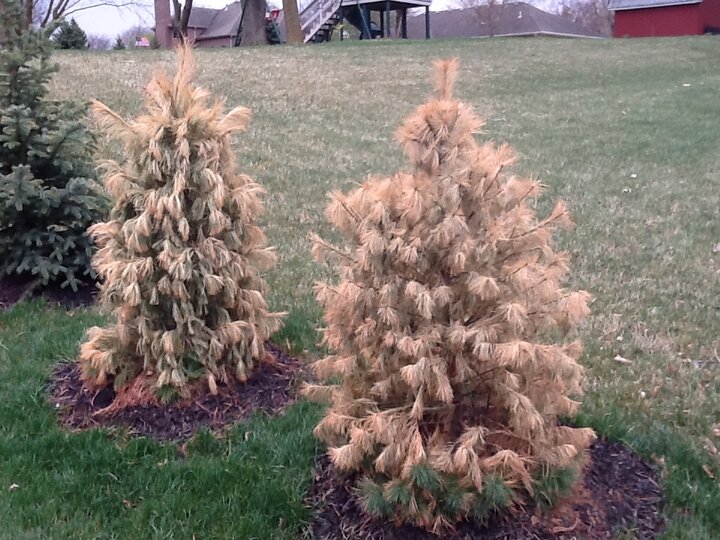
[
  {"xmin": 93, "ymin": 45, "xmax": 251, "ymax": 151},
  {"xmin": 396, "ymin": 59, "xmax": 484, "ymax": 175},
  {"xmin": 433, "ymin": 58, "xmax": 458, "ymax": 100}
]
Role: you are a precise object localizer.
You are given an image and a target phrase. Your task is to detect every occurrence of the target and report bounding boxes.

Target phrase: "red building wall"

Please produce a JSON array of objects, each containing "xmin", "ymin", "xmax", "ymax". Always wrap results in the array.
[
  {"xmin": 613, "ymin": 4, "xmax": 702, "ymax": 37},
  {"xmin": 700, "ymin": 0, "xmax": 720, "ymax": 31}
]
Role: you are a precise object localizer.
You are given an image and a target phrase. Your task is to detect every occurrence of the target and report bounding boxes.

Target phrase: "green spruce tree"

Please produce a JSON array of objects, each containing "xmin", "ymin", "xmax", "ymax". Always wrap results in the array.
[
  {"xmin": 0, "ymin": 0, "xmax": 105, "ymax": 291},
  {"xmin": 112, "ymin": 36, "xmax": 126, "ymax": 50},
  {"xmin": 53, "ymin": 18, "xmax": 87, "ymax": 49}
]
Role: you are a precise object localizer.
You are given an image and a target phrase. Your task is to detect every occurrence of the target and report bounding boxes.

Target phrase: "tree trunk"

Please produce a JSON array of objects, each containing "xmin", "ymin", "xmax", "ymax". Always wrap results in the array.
[
  {"xmin": 24, "ymin": 0, "xmax": 33, "ymax": 29},
  {"xmin": 180, "ymin": 0, "xmax": 192, "ymax": 35},
  {"xmin": 241, "ymin": 0, "xmax": 268, "ymax": 45},
  {"xmin": 171, "ymin": 0, "xmax": 193, "ymax": 43},
  {"xmin": 283, "ymin": 0, "xmax": 303, "ymax": 44}
]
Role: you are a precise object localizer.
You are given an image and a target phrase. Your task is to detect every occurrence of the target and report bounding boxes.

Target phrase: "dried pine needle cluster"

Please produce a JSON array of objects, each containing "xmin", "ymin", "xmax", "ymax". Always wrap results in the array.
[
  {"xmin": 307, "ymin": 60, "xmax": 594, "ymax": 532},
  {"xmin": 79, "ymin": 47, "xmax": 282, "ymax": 397}
]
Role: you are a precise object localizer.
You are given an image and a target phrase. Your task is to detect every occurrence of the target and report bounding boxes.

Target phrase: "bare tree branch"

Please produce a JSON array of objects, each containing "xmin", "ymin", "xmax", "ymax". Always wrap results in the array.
[
  {"xmin": 40, "ymin": 0, "xmax": 55, "ymax": 27},
  {"xmin": 87, "ymin": 33, "xmax": 112, "ymax": 48},
  {"xmin": 65, "ymin": 0, "xmax": 147, "ymax": 16},
  {"xmin": 558, "ymin": 0, "xmax": 613, "ymax": 36},
  {"xmin": 454, "ymin": 0, "xmax": 508, "ymax": 37},
  {"xmin": 119, "ymin": 23, "xmax": 153, "ymax": 47},
  {"xmin": 28, "ymin": 0, "xmax": 148, "ymax": 28}
]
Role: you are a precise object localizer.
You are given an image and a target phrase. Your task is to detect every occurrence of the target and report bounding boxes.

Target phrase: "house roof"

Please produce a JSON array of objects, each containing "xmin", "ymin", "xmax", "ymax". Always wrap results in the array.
[
  {"xmin": 608, "ymin": 0, "xmax": 700, "ymax": 10},
  {"xmin": 200, "ymin": 1, "xmax": 243, "ymax": 38},
  {"xmin": 174, "ymin": 2, "xmax": 243, "ymax": 39},
  {"xmin": 186, "ymin": 7, "xmax": 221, "ymax": 29},
  {"xmin": 407, "ymin": 3, "xmax": 603, "ymax": 39}
]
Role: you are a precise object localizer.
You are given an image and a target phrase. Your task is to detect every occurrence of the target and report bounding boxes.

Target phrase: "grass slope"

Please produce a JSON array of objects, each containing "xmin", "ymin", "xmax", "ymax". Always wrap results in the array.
[
  {"xmin": 0, "ymin": 304, "xmax": 321, "ymax": 540},
  {"xmin": 0, "ymin": 36, "xmax": 718, "ymax": 538}
]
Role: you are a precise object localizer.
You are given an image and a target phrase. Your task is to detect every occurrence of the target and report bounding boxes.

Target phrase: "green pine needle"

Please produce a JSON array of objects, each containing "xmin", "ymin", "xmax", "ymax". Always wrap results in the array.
[
  {"xmin": 385, "ymin": 479, "xmax": 412, "ymax": 506},
  {"xmin": 440, "ymin": 478, "xmax": 467, "ymax": 517},
  {"xmin": 358, "ymin": 477, "xmax": 390, "ymax": 517},
  {"xmin": 473, "ymin": 474, "xmax": 513, "ymax": 522},
  {"xmin": 533, "ymin": 466, "xmax": 578, "ymax": 510},
  {"xmin": 410, "ymin": 463, "xmax": 442, "ymax": 493}
]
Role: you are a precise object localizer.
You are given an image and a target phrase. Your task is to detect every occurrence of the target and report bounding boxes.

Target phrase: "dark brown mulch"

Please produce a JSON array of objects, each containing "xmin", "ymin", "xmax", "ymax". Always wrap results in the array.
[
  {"xmin": 49, "ymin": 344, "xmax": 303, "ymax": 441},
  {"xmin": 0, "ymin": 275, "xmax": 96, "ymax": 310},
  {"xmin": 307, "ymin": 439, "xmax": 666, "ymax": 540}
]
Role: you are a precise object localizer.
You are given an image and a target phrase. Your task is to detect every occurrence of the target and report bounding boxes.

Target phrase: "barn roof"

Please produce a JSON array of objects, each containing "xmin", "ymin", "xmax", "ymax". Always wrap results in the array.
[
  {"xmin": 608, "ymin": 0, "xmax": 700, "ymax": 10},
  {"xmin": 407, "ymin": 3, "xmax": 603, "ymax": 39}
]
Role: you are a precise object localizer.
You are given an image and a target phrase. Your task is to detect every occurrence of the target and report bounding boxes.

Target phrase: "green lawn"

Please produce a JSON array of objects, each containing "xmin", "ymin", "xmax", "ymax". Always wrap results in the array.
[{"xmin": 1, "ymin": 36, "xmax": 719, "ymax": 538}]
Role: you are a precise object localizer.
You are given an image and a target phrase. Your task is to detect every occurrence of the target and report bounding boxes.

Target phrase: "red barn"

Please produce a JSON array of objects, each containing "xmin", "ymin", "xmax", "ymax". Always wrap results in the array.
[{"xmin": 610, "ymin": 0, "xmax": 720, "ymax": 37}]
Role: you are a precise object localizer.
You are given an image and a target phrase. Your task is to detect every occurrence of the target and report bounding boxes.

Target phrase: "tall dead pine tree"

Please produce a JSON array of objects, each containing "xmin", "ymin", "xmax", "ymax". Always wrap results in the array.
[
  {"xmin": 307, "ymin": 60, "xmax": 594, "ymax": 532},
  {"xmin": 80, "ymin": 46, "xmax": 282, "ymax": 398}
]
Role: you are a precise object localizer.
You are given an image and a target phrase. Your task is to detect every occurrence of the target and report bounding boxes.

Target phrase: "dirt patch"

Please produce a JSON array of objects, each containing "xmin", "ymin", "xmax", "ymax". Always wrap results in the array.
[
  {"xmin": 49, "ymin": 343, "xmax": 303, "ymax": 441},
  {"xmin": 307, "ymin": 439, "xmax": 665, "ymax": 539},
  {"xmin": 0, "ymin": 275, "xmax": 96, "ymax": 310}
]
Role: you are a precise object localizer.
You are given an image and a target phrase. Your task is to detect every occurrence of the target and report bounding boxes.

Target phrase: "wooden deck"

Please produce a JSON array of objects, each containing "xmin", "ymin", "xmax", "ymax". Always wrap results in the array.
[
  {"xmin": 340, "ymin": 0, "xmax": 432, "ymax": 7},
  {"xmin": 300, "ymin": 0, "xmax": 432, "ymax": 42}
]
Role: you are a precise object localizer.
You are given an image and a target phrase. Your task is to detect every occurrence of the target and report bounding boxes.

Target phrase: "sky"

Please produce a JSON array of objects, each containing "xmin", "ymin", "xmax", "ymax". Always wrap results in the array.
[
  {"xmin": 73, "ymin": 0, "xmax": 555, "ymax": 38},
  {"xmin": 73, "ymin": 1, "xmax": 154, "ymax": 39}
]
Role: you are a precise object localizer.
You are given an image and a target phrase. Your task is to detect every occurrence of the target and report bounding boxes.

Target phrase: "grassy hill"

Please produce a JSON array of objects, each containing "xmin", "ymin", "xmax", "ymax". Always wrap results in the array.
[{"xmin": 1, "ymin": 36, "xmax": 719, "ymax": 538}]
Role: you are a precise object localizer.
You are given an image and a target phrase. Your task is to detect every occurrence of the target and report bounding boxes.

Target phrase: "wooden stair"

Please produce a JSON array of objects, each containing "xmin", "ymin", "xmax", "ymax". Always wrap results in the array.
[
  {"xmin": 309, "ymin": 9, "xmax": 342, "ymax": 42},
  {"xmin": 299, "ymin": 0, "xmax": 342, "ymax": 42}
]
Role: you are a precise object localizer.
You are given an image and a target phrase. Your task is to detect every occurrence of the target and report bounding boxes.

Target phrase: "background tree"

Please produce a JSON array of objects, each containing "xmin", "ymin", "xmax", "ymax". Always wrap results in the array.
[
  {"xmin": 455, "ymin": 0, "xmax": 508, "ymax": 36},
  {"xmin": 53, "ymin": 17, "xmax": 87, "ymax": 48},
  {"xmin": 282, "ymin": 0, "xmax": 303, "ymax": 44},
  {"xmin": 240, "ymin": 0, "xmax": 268, "ymax": 45},
  {"xmin": 171, "ymin": 0, "xmax": 193, "ymax": 41},
  {"xmin": 80, "ymin": 46, "xmax": 282, "ymax": 399},
  {"xmin": 112, "ymin": 35, "xmax": 125, "ymax": 49},
  {"xmin": 0, "ymin": 0, "xmax": 105, "ymax": 291},
  {"xmin": 306, "ymin": 59, "xmax": 594, "ymax": 532},
  {"xmin": 87, "ymin": 32, "xmax": 111, "ymax": 49},
  {"xmin": 559, "ymin": 0, "xmax": 613, "ymax": 36},
  {"xmin": 119, "ymin": 24, "xmax": 151, "ymax": 48}
]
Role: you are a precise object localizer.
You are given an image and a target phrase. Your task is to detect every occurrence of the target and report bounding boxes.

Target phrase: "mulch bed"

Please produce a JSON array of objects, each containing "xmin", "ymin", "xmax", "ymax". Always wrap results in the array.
[
  {"xmin": 0, "ymin": 275, "xmax": 96, "ymax": 310},
  {"xmin": 307, "ymin": 440, "xmax": 666, "ymax": 539},
  {"xmin": 49, "ymin": 343, "xmax": 303, "ymax": 441}
]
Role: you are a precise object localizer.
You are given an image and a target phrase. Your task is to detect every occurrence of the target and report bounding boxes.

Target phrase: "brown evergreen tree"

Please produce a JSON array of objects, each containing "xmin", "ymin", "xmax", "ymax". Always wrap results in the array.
[
  {"xmin": 79, "ymin": 46, "xmax": 282, "ymax": 399},
  {"xmin": 306, "ymin": 59, "xmax": 595, "ymax": 532}
]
